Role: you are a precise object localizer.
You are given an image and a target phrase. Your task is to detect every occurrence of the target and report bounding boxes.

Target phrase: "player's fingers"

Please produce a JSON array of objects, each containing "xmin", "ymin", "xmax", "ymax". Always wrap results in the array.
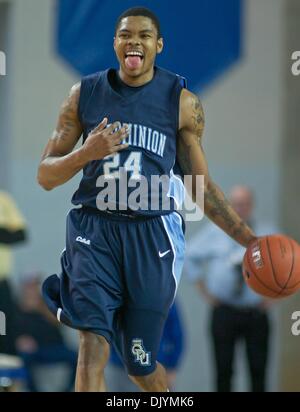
[
  {"xmin": 112, "ymin": 125, "xmax": 129, "ymax": 143},
  {"xmin": 92, "ymin": 117, "xmax": 108, "ymax": 133},
  {"xmin": 105, "ymin": 121, "xmax": 122, "ymax": 135},
  {"xmin": 110, "ymin": 143, "xmax": 129, "ymax": 153}
]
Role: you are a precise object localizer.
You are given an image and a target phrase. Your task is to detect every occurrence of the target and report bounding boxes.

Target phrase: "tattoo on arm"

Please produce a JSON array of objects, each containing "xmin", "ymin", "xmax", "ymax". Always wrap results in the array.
[
  {"xmin": 177, "ymin": 95, "xmax": 205, "ymax": 174},
  {"xmin": 205, "ymin": 186, "xmax": 235, "ymax": 227},
  {"xmin": 205, "ymin": 185, "xmax": 250, "ymax": 239},
  {"xmin": 191, "ymin": 95, "xmax": 205, "ymax": 146},
  {"xmin": 177, "ymin": 135, "xmax": 193, "ymax": 175},
  {"xmin": 57, "ymin": 87, "xmax": 81, "ymax": 142},
  {"xmin": 231, "ymin": 221, "xmax": 250, "ymax": 239},
  {"xmin": 52, "ymin": 84, "xmax": 81, "ymax": 143}
]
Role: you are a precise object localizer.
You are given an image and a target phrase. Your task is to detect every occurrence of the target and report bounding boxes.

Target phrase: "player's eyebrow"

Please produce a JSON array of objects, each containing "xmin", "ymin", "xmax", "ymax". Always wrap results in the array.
[
  {"xmin": 118, "ymin": 29, "xmax": 154, "ymax": 34},
  {"xmin": 139, "ymin": 29, "xmax": 154, "ymax": 34}
]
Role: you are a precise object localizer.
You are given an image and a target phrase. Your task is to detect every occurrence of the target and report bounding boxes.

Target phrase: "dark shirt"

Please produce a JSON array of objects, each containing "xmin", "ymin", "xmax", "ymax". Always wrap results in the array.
[{"xmin": 15, "ymin": 311, "xmax": 63, "ymax": 346}]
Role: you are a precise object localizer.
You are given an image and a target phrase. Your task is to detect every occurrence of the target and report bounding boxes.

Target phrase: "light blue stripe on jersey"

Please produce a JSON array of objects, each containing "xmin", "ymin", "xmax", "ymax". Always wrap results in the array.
[
  {"xmin": 161, "ymin": 212, "xmax": 185, "ymax": 299},
  {"xmin": 167, "ymin": 169, "xmax": 185, "ymax": 210}
]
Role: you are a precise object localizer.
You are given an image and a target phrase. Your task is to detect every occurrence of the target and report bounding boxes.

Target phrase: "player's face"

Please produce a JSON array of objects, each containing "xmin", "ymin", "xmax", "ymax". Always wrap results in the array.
[{"xmin": 114, "ymin": 16, "xmax": 163, "ymax": 79}]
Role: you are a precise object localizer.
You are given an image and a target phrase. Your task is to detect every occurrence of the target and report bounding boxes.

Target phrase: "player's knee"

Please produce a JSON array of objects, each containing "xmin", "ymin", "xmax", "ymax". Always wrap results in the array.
[
  {"xmin": 128, "ymin": 372, "xmax": 157, "ymax": 388},
  {"xmin": 78, "ymin": 331, "xmax": 110, "ymax": 366},
  {"xmin": 79, "ymin": 330, "xmax": 108, "ymax": 345},
  {"xmin": 128, "ymin": 363, "xmax": 166, "ymax": 390}
]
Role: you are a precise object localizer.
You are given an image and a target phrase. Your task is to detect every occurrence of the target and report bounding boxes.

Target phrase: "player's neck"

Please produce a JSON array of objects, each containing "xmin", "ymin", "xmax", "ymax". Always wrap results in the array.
[{"xmin": 118, "ymin": 67, "xmax": 155, "ymax": 87}]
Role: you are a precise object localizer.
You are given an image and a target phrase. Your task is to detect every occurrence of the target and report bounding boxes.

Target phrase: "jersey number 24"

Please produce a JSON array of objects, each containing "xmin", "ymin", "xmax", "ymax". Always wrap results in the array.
[{"xmin": 103, "ymin": 152, "xmax": 142, "ymax": 179}]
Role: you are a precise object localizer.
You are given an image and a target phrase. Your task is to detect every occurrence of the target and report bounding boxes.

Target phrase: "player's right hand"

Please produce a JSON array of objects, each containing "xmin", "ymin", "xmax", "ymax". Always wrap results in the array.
[{"xmin": 81, "ymin": 118, "xmax": 129, "ymax": 161}]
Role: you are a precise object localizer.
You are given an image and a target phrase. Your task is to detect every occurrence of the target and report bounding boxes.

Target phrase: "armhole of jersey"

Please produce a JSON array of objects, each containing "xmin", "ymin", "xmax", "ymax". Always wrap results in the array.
[
  {"xmin": 78, "ymin": 72, "xmax": 101, "ymax": 126},
  {"xmin": 174, "ymin": 76, "xmax": 187, "ymax": 181},
  {"xmin": 77, "ymin": 82, "xmax": 84, "ymax": 125},
  {"xmin": 174, "ymin": 75, "xmax": 187, "ymax": 134}
]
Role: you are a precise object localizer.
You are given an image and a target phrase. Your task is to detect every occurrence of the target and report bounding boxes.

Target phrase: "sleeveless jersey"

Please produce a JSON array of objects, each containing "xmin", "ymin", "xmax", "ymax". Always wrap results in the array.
[{"xmin": 72, "ymin": 67, "xmax": 186, "ymax": 217}]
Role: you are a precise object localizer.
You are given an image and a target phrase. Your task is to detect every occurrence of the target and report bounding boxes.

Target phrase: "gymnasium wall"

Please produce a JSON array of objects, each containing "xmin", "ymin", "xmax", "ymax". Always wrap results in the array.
[{"xmin": 0, "ymin": 1, "xmax": 11, "ymax": 189}]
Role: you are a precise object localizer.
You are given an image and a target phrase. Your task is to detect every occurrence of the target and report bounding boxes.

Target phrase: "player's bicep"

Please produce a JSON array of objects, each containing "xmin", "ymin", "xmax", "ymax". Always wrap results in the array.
[
  {"xmin": 41, "ymin": 83, "xmax": 83, "ymax": 160},
  {"xmin": 177, "ymin": 89, "xmax": 209, "ymax": 177},
  {"xmin": 177, "ymin": 128, "xmax": 210, "ymax": 179}
]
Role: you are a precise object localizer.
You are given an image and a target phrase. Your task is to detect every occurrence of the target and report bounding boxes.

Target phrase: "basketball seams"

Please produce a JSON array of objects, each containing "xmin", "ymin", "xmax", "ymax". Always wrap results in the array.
[
  {"xmin": 276, "ymin": 239, "xmax": 295, "ymax": 297},
  {"xmin": 246, "ymin": 247, "xmax": 279, "ymax": 296},
  {"xmin": 280, "ymin": 279, "xmax": 300, "ymax": 289},
  {"xmin": 266, "ymin": 236, "xmax": 285, "ymax": 289}
]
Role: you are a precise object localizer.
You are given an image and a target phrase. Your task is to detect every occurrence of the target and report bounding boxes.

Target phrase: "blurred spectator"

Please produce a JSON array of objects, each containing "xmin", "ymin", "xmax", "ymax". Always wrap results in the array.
[
  {"xmin": 15, "ymin": 272, "xmax": 77, "ymax": 392},
  {"xmin": 0, "ymin": 354, "xmax": 27, "ymax": 392},
  {"xmin": 185, "ymin": 186, "xmax": 277, "ymax": 392},
  {"xmin": 107, "ymin": 300, "xmax": 185, "ymax": 391},
  {"xmin": 0, "ymin": 190, "xmax": 27, "ymax": 355}
]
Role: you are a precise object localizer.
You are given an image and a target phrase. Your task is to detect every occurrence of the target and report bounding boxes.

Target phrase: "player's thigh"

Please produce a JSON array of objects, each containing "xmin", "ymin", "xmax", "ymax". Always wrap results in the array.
[{"xmin": 124, "ymin": 212, "xmax": 185, "ymax": 312}]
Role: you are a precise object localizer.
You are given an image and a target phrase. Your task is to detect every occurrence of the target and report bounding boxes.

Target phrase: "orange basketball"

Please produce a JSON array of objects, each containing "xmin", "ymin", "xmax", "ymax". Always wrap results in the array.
[{"xmin": 242, "ymin": 234, "xmax": 300, "ymax": 298}]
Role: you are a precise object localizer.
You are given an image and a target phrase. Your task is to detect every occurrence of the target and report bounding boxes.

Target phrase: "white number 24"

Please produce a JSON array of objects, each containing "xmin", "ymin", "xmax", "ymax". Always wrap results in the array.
[{"xmin": 103, "ymin": 152, "xmax": 142, "ymax": 179}]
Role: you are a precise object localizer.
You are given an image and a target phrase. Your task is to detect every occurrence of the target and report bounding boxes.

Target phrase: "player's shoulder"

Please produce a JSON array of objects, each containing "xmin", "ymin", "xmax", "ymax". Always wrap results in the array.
[
  {"xmin": 76, "ymin": 70, "xmax": 109, "ymax": 107},
  {"xmin": 179, "ymin": 88, "xmax": 204, "ymax": 128},
  {"xmin": 69, "ymin": 82, "xmax": 81, "ymax": 98},
  {"xmin": 156, "ymin": 66, "xmax": 187, "ymax": 88},
  {"xmin": 180, "ymin": 88, "xmax": 201, "ymax": 106},
  {"xmin": 81, "ymin": 70, "xmax": 103, "ymax": 83},
  {"xmin": 79, "ymin": 69, "xmax": 109, "ymax": 92}
]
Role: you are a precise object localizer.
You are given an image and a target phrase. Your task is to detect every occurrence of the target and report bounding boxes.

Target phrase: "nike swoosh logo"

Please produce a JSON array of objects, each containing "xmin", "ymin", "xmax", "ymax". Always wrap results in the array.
[{"xmin": 159, "ymin": 250, "xmax": 171, "ymax": 258}]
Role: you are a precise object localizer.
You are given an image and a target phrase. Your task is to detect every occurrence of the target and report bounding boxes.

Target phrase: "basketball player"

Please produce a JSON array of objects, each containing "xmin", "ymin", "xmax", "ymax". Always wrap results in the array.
[{"xmin": 38, "ymin": 7, "xmax": 257, "ymax": 392}]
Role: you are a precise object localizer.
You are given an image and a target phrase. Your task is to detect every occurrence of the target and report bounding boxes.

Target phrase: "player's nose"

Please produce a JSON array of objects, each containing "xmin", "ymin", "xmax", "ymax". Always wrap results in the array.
[{"xmin": 127, "ymin": 36, "xmax": 141, "ymax": 46}]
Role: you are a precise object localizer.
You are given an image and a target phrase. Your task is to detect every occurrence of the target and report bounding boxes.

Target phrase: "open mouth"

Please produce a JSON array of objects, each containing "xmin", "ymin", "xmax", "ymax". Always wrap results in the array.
[{"xmin": 124, "ymin": 51, "xmax": 144, "ymax": 70}]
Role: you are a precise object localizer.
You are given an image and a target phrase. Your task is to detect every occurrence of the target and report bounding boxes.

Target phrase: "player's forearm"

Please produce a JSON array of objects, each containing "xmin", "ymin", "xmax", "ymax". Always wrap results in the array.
[
  {"xmin": 203, "ymin": 180, "xmax": 256, "ymax": 248},
  {"xmin": 37, "ymin": 147, "xmax": 89, "ymax": 191}
]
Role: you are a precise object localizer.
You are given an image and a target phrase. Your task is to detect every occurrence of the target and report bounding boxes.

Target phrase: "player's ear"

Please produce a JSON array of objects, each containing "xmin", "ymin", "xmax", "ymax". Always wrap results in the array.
[
  {"xmin": 156, "ymin": 38, "xmax": 164, "ymax": 55},
  {"xmin": 113, "ymin": 36, "xmax": 117, "ymax": 52}
]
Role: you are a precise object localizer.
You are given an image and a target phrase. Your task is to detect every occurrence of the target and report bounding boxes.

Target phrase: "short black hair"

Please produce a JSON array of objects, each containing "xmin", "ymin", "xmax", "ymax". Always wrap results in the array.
[{"xmin": 115, "ymin": 7, "xmax": 161, "ymax": 38}]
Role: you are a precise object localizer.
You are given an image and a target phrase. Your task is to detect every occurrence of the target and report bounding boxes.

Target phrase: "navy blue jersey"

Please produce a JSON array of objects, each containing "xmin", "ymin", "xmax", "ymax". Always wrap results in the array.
[{"xmin": 72, "ymin": 67, "xmax": 186, "ymax": 216}]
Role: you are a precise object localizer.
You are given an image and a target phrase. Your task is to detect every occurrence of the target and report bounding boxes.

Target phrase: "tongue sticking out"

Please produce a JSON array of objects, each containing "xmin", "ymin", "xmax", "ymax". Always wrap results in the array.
[{"xmin": 125, "ymin": 56, "xmax": 143, "ymax": 70}]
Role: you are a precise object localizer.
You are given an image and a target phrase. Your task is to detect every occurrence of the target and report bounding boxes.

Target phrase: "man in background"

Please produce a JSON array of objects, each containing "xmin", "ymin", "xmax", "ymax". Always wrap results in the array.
[
  {"xmin": 185, "ymin": 186, "xmax": 276, "ymax": 392},
  {"xmin": 0, "ymin": 190, "xmax": 27, "ymax": 355}
]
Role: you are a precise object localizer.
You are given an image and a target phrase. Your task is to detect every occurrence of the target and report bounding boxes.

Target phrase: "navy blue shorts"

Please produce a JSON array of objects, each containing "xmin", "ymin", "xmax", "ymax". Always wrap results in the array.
[{"xmin": 42, "ymin": 207, "xmax": 185, "ymax": 376}]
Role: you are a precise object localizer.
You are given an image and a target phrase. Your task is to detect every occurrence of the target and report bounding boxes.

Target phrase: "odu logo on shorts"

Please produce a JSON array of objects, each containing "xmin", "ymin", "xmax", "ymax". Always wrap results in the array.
[{"xmin": 131, "ymin": 338, "xmax": 151, "ymax": 366}]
